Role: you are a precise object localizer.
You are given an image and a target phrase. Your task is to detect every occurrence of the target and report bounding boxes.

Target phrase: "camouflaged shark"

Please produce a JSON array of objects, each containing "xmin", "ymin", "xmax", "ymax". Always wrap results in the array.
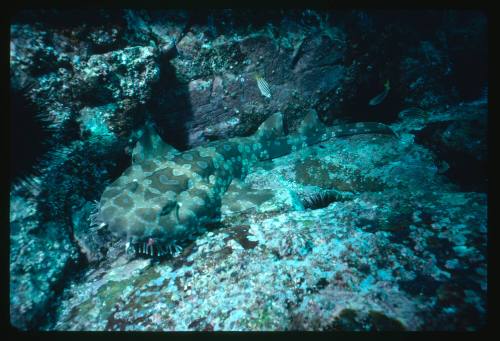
[{"xmin": 90, "ymin": 110, "xmax": 395, "ymax": 257}]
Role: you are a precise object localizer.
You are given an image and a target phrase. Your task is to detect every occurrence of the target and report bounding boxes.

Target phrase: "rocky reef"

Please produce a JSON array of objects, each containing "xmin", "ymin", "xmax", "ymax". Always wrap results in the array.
[{"xmin": 9, "ymin": 10, "xmax": 487, "ymax": 331}]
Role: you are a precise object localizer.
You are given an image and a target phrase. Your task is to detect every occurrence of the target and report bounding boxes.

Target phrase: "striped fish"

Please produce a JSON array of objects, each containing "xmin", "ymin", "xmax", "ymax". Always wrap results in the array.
[{"xmin": 255, "ymin": 74, "xmax": 271, "ymax": 98}]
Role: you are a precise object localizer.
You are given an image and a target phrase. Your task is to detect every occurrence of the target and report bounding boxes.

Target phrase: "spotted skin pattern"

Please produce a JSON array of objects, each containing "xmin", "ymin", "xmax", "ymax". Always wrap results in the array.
[{"xmin": 95, "ymin": 111, "xmax": 395, "ymax": 256}]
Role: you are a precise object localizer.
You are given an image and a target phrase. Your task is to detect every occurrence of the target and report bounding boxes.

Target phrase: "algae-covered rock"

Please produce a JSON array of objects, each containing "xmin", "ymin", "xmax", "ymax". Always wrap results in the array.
[
  {"xmin": 10, "ymin": 10, "xmax": 487, "ymax": 331},
  {"xmin": 50, "ymin": 189, "xmax": 486, "ymax": 331},
  {"xmin": 392, "ymin": 99, "xmax": 487, "ymax": 192},
  {"xmin": 10, "ymin": 186, "xmax": 80, "ymax": 330},
  {"xmin": 79, "ymin": 45, "xmax": 160, "ymax": 105},
  {"xmin": 49, "ymin": 130, "xmax": 486, "ymax": 331}
]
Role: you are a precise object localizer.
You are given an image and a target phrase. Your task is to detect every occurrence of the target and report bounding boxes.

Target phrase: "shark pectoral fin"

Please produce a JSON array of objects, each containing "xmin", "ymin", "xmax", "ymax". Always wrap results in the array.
[
  {"xmin": 254, "ymin": 112, "xmax": 285, "ymax": 142},
  {"xmin": 222, "ymin": 179, "xmax": 275, "ymax": 215},
  {"xmin": 298, "ymin": 109, "xmax": 327, "ymax": 143},
  {"xmin": 132, "ymin": 122, "xmax": 180, "ymax": 164}
]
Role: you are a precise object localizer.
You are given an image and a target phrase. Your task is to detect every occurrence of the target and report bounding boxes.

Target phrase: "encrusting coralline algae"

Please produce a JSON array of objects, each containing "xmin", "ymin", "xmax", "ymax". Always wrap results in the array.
[{"xmin": 51, "ymin": 128, "xmax": 486, "ymax": 331}]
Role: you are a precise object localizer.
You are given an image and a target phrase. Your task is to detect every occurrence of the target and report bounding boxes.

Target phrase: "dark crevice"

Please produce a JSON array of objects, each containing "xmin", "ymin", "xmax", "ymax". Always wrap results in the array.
[
  {"xmin": 148, "ymin": 60, "xmax": 193, "ymax": 151},
  {"xmin": 12, "ymin": 10, "xmax": 126, "ymax": 28},
  {"xmin": 414, "ymin": 122, "xmax": 487, "ymax": 192},
  {"xmin": 10, "ymin": 85, "xmax": 54, "ymax": 185},
  {"xmin": 438, "ymin": 150, "xmax": 487, "ymax": 192}
]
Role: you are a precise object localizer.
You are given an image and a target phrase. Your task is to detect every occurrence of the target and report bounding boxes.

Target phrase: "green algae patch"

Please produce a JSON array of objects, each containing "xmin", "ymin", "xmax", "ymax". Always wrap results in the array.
[
  {"xmin": 96, "ymin": 280, "xmax": 132, "ymax": 316},
  {"xmin": 67, "ymin": 279, "xmax": 133, "ymax": 324},
  {"xmin": 294, "ymin": 157, "xmax": 385, "ymax": 192},
  {"xmin": 242, "ymin": 304, "xmax": 281, "ymax": 330},
  {"xmin": 301, "ymin": 220, "xmax": 315, "ymax": 228},
  {"xmin": 253, "ymin": 306, "xmax": 274, "ymax": 329},
  {"xmin": 130, "ymin": 267, "xmax": 163, "ymax": 290},
  {"xmin": 67, "ymin": 297, "xmax": 96, "ymax": 322},
  {"xmin": 94, "ymin": 267, "xmax": 165, "ymax": 321},
  {"xmin": 294, "ymin": 158, "xmax": 333, "ymax": 188}
]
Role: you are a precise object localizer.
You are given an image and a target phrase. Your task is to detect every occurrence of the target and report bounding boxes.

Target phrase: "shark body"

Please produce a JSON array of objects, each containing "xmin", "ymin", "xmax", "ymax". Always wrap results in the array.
[{"xmin": 93, "ymin": 111, "xmax": 394, "ymax": 256}]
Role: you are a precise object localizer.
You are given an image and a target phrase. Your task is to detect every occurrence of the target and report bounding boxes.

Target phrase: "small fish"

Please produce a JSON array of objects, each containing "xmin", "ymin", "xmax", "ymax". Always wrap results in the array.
[
  {"xmin": 255, "ymin": 74, "xmax": 271, "ymax": 98},
  {"xmin": 369, "ymin": 80, "xmax": 390, "ymax": 106},
  {"xmin": 291, "ymin": 35, "xmax": 306, "ymax": 68},
  {"xmin": 398, "ymin": 107, "xmax": 428, "ymax": 119}
]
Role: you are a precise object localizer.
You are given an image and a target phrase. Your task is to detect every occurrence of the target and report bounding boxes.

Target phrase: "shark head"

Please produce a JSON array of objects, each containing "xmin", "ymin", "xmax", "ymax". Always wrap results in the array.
[
  {"xmin": 93, "ymin": 123, "xmax": 227, "ymax": 256},
  {"xmin": 95, "ymin": 163, "xmax": 222, "ymax": 256},
  {"xmin": 96, "ymin": 169, "xmax": 180, "ymax": 241}
]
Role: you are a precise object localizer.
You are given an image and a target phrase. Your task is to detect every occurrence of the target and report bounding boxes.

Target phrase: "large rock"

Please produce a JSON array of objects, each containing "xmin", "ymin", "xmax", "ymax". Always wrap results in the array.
[
  {"xmin": 10, "ymin": 184, "xmax": 80, "ymax": 330},
  {"xmin": 79, "ymin": 46, "xmax": 160, "ymax": 105},
  {"xmin": 153, "ymin": 23, "xmax": 349, "ymax": 147},
  {"xmin": 391, "ymin": 99, "xmax": 487, "ymax": 191},
  {"xmin": 10, "ymin": 20, "xmax": 162, "ymax": 330},
  {"xmin": 49, "ymin": 131, "xmax": 486, "ymax": 331}
]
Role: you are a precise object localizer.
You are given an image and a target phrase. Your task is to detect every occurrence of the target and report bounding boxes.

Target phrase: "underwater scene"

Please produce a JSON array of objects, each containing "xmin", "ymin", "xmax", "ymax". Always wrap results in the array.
[{"xmin": 10, "ymin": 10, "xmax": 487, "ymax": 331}]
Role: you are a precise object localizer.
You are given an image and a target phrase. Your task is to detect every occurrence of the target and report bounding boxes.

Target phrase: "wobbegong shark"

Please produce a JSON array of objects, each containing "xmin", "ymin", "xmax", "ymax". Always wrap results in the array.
[{"xmin": 90, "ymin": 110, "xmax": 395, "ymax": 257}]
